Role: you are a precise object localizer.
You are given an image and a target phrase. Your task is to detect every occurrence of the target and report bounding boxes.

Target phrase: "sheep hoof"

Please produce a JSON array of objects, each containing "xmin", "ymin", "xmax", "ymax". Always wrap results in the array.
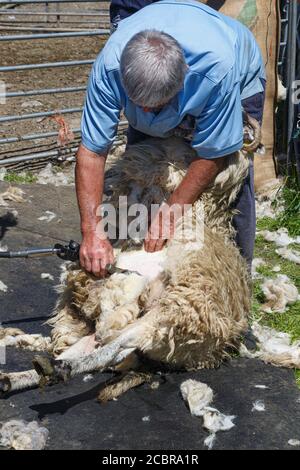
[
  {"xmin": 0, "ymin": 376, "xmax": 11, "ymax": 397},
  {"xmin": 32, "ymin": 356, "xmax": 55, "ymax": 377},
  {"xmin": 52, "ymin": 360, "xmax": 72, "ymax": 383},
  {"xmin": 33, "ymin": 356, "xmax": 71, "ymax": 384}
]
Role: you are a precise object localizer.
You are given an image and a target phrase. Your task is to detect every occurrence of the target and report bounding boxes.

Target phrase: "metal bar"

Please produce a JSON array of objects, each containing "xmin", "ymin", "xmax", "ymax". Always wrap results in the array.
[
  {"xmin": 0, "ymin": 20, "xmax": 109, "ymax": 24},
  {"xmin": 45, "ymin": 1, "xmax": 49, "ymax": 23},
  {"xmin": 0, "ymin": 136, "xmax": 81, "ymax": 157},
  {"xmin": 0, "ymin": 247, "xmax": 61, "ymax": 258},
  {"xmin": 0, "ymin": 29, "xmax": 109, "ymax": 40},
  {"xmin": 0, "ymin": 1, "xmax": 105, "ymax": 3},
  {"xmin": 0, "ymin": 107, "xmax": 82, "ymax": 123},
  {"xmin": 0, "ymin": 25, "xmax": 107, "ymax": 31},
  {"xmin": 56, "ymin": 1, "xmax": 60, "ymax": 24},
  {"xmin": 0, "ymin": 22, "xmax": 110, "ymax": 28},
  {"xmin": 0, "ymin": 10, "xmax": 108, "ymax": 15},
  {"xmin": 286, "ymin": 0, "xmax": 298, "ymax": 174},
  {"xmin": 0, "ymin": 121, "xmax": 127, "ymax": 144},
  {"xmin": 0, "ymin": 140, "xmax": 124, "ymax": 166},
  {"xmin": 0, "ymin": 147, "xmax": 78, "ymax": 165},
  {"xmin": 0, "ymin": 59, "xmax": 94, "ymax": 72},
  {"xmin": 0, "ymin": 3, "xmax": 18, "ymax": 9},
  {"xmin": 2, "ymin": 86, "xmax": 86, "ymax": 98},
  {"xmin": 0, "ymin": 128, "xmax": 81, "ymax": 144}
]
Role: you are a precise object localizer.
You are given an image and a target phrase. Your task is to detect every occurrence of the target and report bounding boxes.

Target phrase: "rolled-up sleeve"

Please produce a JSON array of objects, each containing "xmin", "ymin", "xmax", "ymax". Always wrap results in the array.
[
  {"xmin": 192, "ymin": 71, "xmax": 243, "ymax": 159},
  {"xmin": 81, "ymin": 58, "xmax": 122, "ymax": 154}
]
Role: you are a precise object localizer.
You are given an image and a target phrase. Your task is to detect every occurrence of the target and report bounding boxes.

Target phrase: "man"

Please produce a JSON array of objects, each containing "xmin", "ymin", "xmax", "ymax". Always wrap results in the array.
[{"xmin": 77, "ymin": 0, "xmax": 266, "ymax": 277}]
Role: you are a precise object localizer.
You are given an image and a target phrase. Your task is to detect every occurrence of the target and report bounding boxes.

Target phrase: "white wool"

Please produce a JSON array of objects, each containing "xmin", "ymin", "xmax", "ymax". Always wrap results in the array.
[
  {"xmin": 98, "ymin": 273, "xmax": 146, "ymax": 326},
  {"xmin": 0, "ymin": 281, "xmax": 8, "ymax": 293},
  {"xmin": 252, "ymin": 322, "xmax": 300, "ymax": 357},
  {"xmin": 272, "ymin": 266, "xmax": 281, "ymax": 273},
  {"xmin": 252, "ymin": 258, "xmax": 265, "ymax": 279},
  {"xmin": 288, "ymin": 439, "xmax": 300, "ymax": 447},
  {"xmin": 277, "ymin": 78, "xmax": 287, "ymax": 102},
  {"xmin": 255, "ymin": 180, "xmax": 283, "ymax": 220},
  {"xmin": 181, "ymin": 380, "xmax": 235, "ymax": 450},
  {"xmin": 116, "ymin": 250, "xmax": 166, "ymax": 281},
  {"xmin": 203, "ymin": 407, "xmax": 236, "ymax": 433},
  {"xmin": 180, "ymin": 380, "xmax": 214, "ymax": 417},
  {"xmin": 83, "ymin": 374, "xmax": 94, "ymax": 383},
  {"xmin": 0, "ymin": 333, "xmax": 51, "ymax": 352},
  {"xmin": 251, "ymin": 400, "xmax": 265, "ymax": 412},
  {"xmin": 41, "ymin": 273, "xmax": 54, "ymax": 281},
  {"xmin": 261, "ymin": 275, "xmax": 300, "ymax": 313},
  {"xmin": 37, "ymin": 163, "xmax": 71, "ymax": 186},
  {"xmin": 0, "ymin": 420, "xmax": 49, "ymax": 450},
  {"xmin": 0, "ymin": 168, "xmax": 7, "ymax": 181},
  {"xmin": 256, "ymin": 179, "xmax": 282, "ymax": 202},
  {"xmin": 21, "ymin": 100, "xmax": 43, "ymax": 108},
  {"xmin": 276, "ymin": 248, "xmax": 300, "ymax": 265},
  {"xmin": 0, "ymin": 187, "xmax": 26, "ymax": 207},
  {"xmin": 204, "ymin": 433, "xmax": 216, "ymax": 450},
  {"xmin": 256, "ymin": 200, "xmax": 278, "ymax": 220},
  {"xmin": 240, "ymin": 322, "xmax": 300, "ymax": 369},
  {"xmin": 11, "ymin": 209, "xmax": 19, "ymax": 218},
  {"xmin": 150, "ymin": 381, "xmax": 160, "ymax": 390},
  {"xmin": 38, "ymin": 211, "xmax": 56, "ymax": 223},
  {"xmin": 259, "ymin": 228, "xmax": 298, "ymax": 247}
]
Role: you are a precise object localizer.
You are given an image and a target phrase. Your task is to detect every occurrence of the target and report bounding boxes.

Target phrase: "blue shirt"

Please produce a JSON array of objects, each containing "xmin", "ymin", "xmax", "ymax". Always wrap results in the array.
[{"xmin": 81, "ymin": 0, "xmax": 266, "ymax": 158}]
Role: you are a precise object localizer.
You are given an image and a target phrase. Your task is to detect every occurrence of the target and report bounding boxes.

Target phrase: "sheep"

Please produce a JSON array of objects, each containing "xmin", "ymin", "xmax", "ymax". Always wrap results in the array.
[{"xmin": 0, "ymin": 136, "xmax": 251, "ymax": 397}]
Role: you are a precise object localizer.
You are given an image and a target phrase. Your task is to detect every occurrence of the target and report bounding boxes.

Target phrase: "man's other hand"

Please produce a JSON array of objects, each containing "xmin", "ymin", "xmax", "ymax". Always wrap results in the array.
[
  {"xmin": 144, "ymin": 202, "xmax": 177, "ymax": 253},
  {"xmin": 80, "ymin": 232, "xmax": 114, "ymax": 277}
]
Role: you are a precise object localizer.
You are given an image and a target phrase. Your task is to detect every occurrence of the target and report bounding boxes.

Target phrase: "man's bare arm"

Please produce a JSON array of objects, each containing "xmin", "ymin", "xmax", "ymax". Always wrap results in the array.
[
  {"xmin": 168, "ymin": 156, "xmax": 226, "ymax": 206},
  {"xmin": 145, "ymin": 156, "xmax": 226, "ymax": 252},
  {"xmin": 75, "ymin": 143, "xmax": 114, "ymax": 277}
]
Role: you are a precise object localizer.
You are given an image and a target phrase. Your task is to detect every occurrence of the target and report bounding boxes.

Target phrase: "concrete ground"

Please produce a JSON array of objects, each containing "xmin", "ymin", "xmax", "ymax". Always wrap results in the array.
[{"xmin": 0, "ymin": 181, "xmax": 300, "ymax": 450}]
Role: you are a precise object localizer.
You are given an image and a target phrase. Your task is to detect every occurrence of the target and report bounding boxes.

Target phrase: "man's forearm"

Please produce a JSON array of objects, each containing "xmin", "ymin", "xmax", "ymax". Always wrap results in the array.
[
  {"xmin": 75, "ymin": 143, "xmax": 107, "ymax": 235},
  {"xmin": 75, "ymin": 144, "xmax": 114, "ymax": 276},
  {"xmin": 167, "ymin": 156, "xmax": 226, "ymax": 207}
]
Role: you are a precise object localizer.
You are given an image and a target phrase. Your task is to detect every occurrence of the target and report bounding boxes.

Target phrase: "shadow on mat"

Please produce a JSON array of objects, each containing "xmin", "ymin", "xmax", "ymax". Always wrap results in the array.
[
  {"xmin": 29, "ymin": 376, "xmax": 119, "ymax": 419},
  {"xmin": 0, "ymin": 211, "xmax": 18, "ymax": 240}
]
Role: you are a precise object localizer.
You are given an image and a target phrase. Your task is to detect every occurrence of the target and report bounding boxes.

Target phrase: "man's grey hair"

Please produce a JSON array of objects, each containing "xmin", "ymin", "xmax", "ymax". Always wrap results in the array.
[{"xmin": 120, "ymin": 30, "xmax": 186, "ymax": 108}]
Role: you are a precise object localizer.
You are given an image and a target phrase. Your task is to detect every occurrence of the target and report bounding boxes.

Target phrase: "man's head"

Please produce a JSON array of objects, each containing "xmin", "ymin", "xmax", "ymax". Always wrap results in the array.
[{"xmin": 120, "ymin": 30, "xmax": 187, "ymax": 110}]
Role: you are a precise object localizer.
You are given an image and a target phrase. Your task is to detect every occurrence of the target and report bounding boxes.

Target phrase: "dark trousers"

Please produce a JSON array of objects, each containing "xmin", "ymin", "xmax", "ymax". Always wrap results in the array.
[
  {"xmin": 127, "ymin": 84, "xmax": 266, "ymax": 267},
  {"xmin": 232, "ymin": 86, "xmax": 266, "ymax": 267}
]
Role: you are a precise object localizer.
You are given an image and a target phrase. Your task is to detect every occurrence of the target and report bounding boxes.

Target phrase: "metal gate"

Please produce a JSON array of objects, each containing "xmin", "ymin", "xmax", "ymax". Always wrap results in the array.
[
  {"xmin": 0, "ymin": 0, "xmax": 126, "ymax": 172},
  {"xmin": 277, "ymin": 0, "xmax": 300, "ymax": 178}
]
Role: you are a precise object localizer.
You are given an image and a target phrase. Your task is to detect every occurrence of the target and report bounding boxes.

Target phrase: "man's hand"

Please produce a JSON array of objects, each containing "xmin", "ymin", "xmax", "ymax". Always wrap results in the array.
[
  {"xmin": 80, "ymin": 231, "xmax": 114, "ymax": 277},
  {"xmin": 144, "ymin": 202, "xmax": 178, "ymax": 253}
]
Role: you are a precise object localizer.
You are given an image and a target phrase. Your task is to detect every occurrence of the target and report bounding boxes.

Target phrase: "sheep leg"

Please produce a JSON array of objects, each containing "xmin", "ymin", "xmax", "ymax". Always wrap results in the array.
[
  {"xmin": 97, "ymin": 371, "xmax": 152, "ymax": 403},
  {"xmin": 34, "ymin": 322, "xmax": 148, "ymax": 383},
  {"xmin": 0, "ymin": 327, "xmax": 51, "ymax": 353},
  {"xmin": 0, "ymin": 370, "xmax": 40, "ymax": 395},
  {"xmin": 0, "ymin": 334, "xmax": 97, "ymax": 396}
]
